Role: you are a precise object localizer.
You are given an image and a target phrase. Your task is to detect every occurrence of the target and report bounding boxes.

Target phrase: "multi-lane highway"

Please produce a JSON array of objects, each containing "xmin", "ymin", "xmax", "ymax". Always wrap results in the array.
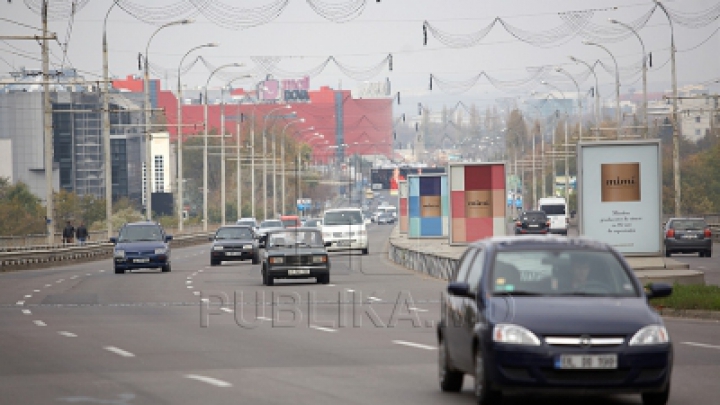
[{"xmin": 1, "ymin": 224, "xmax": 719, "ymax": 404}]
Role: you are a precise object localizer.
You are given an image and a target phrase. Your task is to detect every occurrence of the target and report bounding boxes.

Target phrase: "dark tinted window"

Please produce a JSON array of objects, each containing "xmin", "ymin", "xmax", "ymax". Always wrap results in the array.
[
  {"xmin": 118, "ymin": 225, "xmax": 163, "ymax": 242},
  {"xmin": 215, "ymin": 227, "xmax": 253, "ymax": 239},
  {"xmin": 324, "ymin": 210, "xmax": 363, "ymax": 225},
  {"xmin": 521, "ymin": 211, "xmax": 547, "ymax": 222},
  {"xmin": 260, "ymin": 220, "xmax": 283, "ymax": 228},
  {"xmin": 540, "ymin": 204, "xmax": 565, "ymax": 215}
]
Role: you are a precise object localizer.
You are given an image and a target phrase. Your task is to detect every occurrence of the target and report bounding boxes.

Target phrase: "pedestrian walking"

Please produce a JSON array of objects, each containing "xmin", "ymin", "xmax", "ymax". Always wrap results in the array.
[
  {"xmin": 62, "ymin": 221, "xmax": 75, "ymax": 245},
  {"xmin": 76, "ymin": 223, "xmax": 88, "ymax": 246}
]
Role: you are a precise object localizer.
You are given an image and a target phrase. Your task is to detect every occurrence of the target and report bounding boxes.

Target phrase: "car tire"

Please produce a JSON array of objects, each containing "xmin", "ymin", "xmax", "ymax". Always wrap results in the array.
[
  {"xmin": 114, "ymin": 267, "xmax": 124, "ymax": 274},
  {"xmin": 162, "ymin": 264, "xmax": 171, "ymax": 272},
  {"xmin": 266, "ymin": 275, "xmax": 274, "ymax": 286},
  {"xmin": 210, "ymin": 259, "xmax": 220, "ymax": 266},
  {"xmin": 438, "ymin": 338, "xmax": 463, "ymax": 392},
  {"xmin": 474, "ymin": 348, "xmax": 501, "ymax": 405},
  {"xmin": 665, "ymin": 250, "xmax": 671, "ymax": 257},
  {"xmin": 252, "ymin": 254, "xmax": 260, "ymax": 265},
  {"xmin": 706, "ymin": 250, "xmax": 712, "ymax": 258},
  {"xmin": 641, "ymin": 385, "xmax": 670, "ymax": 405},
  {"xmin": 318, "ymin": 274, "xmax": 330, "ymax": 284},
  {"xmin": 362, "ymin": 247, "xmax": 369, "ymax": 255},
  {"xmin": 699, "ymin": 251, "xmax": 705, "ymax": 257}
]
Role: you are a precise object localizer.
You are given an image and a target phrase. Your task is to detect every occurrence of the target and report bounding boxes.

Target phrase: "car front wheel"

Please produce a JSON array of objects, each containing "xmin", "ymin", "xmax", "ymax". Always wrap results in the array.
[
  {"xmin": 438, "ymin": 338, "xmax": 463, "ymax": 392},
  {"xmin": 474, "ymin": 349, "xmax": 501, "ymax": 405},
  {"xmin": 641, "ymin": 384, "xmax": 670, "ymax": 405}
]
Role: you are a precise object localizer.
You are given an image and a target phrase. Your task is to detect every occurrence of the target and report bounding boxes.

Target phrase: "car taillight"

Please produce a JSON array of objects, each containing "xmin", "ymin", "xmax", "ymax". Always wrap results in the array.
[
  {"xmin": 546, "ymin": 221, "xmax": 551, "ymax": 227},
  {"xmin": 515, "ymin": 221, "xmax": 522, "ymax": 227},
  {"xmin": 705, "ymin": 228, "xmax": 711, "ymax": 238},
  {"xmin": 666, "ymin": 229, "xmax": 675, "ymax": 238}
]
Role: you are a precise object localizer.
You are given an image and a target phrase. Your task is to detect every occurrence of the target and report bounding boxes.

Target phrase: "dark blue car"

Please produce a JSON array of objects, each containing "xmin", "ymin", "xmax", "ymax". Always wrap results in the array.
[
  {"xmin": 111, "ymin": 222, "xmax": 173, "ymax": 274},
  {"xmin": 438, "ymin": 236, "xmax": 673, "ymax": 405}
]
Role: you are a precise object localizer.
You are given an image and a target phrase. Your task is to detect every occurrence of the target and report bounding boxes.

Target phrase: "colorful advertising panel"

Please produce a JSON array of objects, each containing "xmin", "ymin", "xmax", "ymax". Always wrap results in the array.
[
  {"xmin": 578, "ymin": 140, "xmax": 662, "ymax": 256},
  {"xmin": 398, "ymin": 180, "xmax": 409, "ymax": 234},
  {"xmin": 408, "ymin": 174, "xmax": 448, "ymax": 238},
  {"xmin": 448, "ymin": 162, "xmax": 507, "ymax": 245}
]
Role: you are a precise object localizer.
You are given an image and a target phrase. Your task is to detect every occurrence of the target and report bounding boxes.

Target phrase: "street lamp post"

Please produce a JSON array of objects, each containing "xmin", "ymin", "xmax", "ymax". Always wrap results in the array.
[
  {"xmin": 569, "ymin": 56, "xmax": 601, "ymax": 139},
  {"xmin": 262, "ymin": 105, "xmax": 291, "ymax": 220},
  {"xmin": 610, "ymin": 19, "xmax": 648, "ymax": 138},
  {"xmin": 554, "ymin": 68, "xmax": 583, "ymax": 141},
  {"xmin": 542, "ymin": 82, "xmax": 570, "ymax": 199},
  {"xmin": 143, "ymin": 19, "xmax": 191, "ymax": 222},
  {"xmin": 102, "ymin": 0, "xmax": 120, "ymax": 240},
  {"xmin": 273, "ymin": 116, "xmax": 302, "ymax": 217},
  {"xmin": 583, "ymin": 41, "xmax": 621, "ymax": 137},
  {"xmin": 176, "ymin": 43, "xmax": 217, "ymax": 232},
  {"xmin": 203, "ymin": 63, "xmax": 241, "ymax": 231}
]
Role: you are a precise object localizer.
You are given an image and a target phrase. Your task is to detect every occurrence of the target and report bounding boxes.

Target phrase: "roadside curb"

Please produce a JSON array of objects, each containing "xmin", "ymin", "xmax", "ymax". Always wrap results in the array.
[{"xmin": 656, "ymin": 307, "xmax": 720, "ymax": 321}]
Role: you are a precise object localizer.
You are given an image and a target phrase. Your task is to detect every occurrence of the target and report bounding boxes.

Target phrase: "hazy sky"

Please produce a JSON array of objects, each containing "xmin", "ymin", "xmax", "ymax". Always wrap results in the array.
[{"xmin": 2, "ymin": 0, "xmax": 719, "ymax": 117}]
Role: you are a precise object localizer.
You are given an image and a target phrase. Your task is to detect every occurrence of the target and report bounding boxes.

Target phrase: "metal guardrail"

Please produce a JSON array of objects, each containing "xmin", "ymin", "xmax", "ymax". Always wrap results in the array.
[
  {"xmin": 388, "ymin": 242, "xmax": 457, "ymax": 281},
  {"xmin": 0, "ymin": 230, "xmax": 216, "ymax": 273}
]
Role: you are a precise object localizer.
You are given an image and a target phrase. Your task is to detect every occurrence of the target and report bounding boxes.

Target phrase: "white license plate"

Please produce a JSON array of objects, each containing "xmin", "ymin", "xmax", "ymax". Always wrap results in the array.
[
  {"xmin": 681, "ymin": 235, "xmax": 697, "ymax": 239},
  {"xmin": 226, "ymin": 252, "xmax": 243, "ymax": 256},
  {"xmin": 288, "ymin": 269, "xmax": 310, "ymax": 275},
  {"xmin": 556, "ymin": 354, "xmax": 617, "ymax": 369},
  {"xmin": 134, "ymin": 258, "xmax": 150, "ymax": 263},
  {"xmin": 243, "ymin": 245, "xmax": 253, "ymax": 249},
  {"xmin": 337, "ymin": 240, "xmax": 351, "ymax": 247},
  {"xmin": 529, "ymin": 224, "xmax": 539, "ymax": 228}
]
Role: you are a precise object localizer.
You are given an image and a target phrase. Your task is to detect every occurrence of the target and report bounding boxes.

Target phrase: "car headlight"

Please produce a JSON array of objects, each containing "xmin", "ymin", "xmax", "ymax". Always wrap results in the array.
[
  {"xmin": 213, "ymin": 245, "xmax": 224, "ymax": 251},
  {"xmin": 629, "ymin": 325, "xmax": 670, "ymax": 345},
  {"xmin": 357, "ymin": 230, "xmax": 367, "ymax": 237},
  {"xmin": 493, "ymin": 324, "xmax": 541, "ymax": 346},
  {"xmin": 154, "ymin": 247, "xmax": 167, "ymax": 255},
  {"xmin": 243, "ymin": 245, "xmax": 253, "ymax": 249},
  {"xmin": 113, "ymin": 249, "xmax": 125, "ymax": 258},
  {"xmin": 269, "ymin": 257, "xmax": 284, "ymax": 264},
  {"xmin": 312, "ymin": 255, "xmax": 327, "ymax": 263}
]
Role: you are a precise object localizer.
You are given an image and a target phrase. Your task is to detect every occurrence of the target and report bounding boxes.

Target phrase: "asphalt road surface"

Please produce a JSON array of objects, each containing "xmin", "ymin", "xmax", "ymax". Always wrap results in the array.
[{"xmin": 1, "ymin": 224, "xmax": 719, "ymax": 404}]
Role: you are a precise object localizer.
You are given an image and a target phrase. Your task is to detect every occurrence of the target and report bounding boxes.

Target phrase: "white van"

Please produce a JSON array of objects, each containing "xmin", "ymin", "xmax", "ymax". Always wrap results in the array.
[
  {"xmin": 322, "ymin": 208, "xmax": 369, "ymax": 254},
  {"xmin": 537, "ymin": 197, "xmax": 568, "ymax": 235}
]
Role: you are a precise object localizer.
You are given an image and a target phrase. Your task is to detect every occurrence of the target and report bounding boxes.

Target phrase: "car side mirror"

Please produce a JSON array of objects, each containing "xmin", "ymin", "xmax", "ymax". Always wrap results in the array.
[
  {"xmin": 645, "ymin": 283, "xmax": 672, "ymax": 299},
  {"xmin": 447, "ymin": 282, "xmax": 475, "ymax": 299},
  {"xmin": 165, "ymin": 235, "xmax": 173, "ymax": 242},
  {"xmin": 208, "ymin": 236, "xmax": 214, "ymax": 241},
  {"xmin": 324, "ymin": 241, "xmax": 332, "ymax": 247},
  {"xmin": 109, "ymin": 237, "xmax": 117, "ymax": 244}
]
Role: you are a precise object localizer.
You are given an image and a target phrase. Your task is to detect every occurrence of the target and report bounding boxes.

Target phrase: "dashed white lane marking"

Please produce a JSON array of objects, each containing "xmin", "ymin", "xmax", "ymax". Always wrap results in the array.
[
  {"xmin": 103, "ymin": 346, "xmax": 135, "ymax": 357},
  {"xmin": 200, "ymin": 298, "xmax": 209, "ymax": 303},
  {"xmin": 683, "ymin": 341, "xmax": 720, "ymax": 350},
  {"xmin": 184, "ymin": 374, "xmax": 232, "ymax": 388},
  {"xmin": 345, "ymin": 289, "xmax": 355, "ymax": 293},
  {"xmin": 409, "ymin": 307, "xmax": 428, "ymax": 313},
  {"xmin": 99, "ymin": 270, "xmax": 105, "ymax": 273},
  {"xmin": 45, "ymin": 284, "xmax": 52, "ymax": 287},
  {"xmin": 368, "ymin": 296, "xmax": 382, "ymax": 302},
  {"xmin": 33, "ymin": 320, "xmax": 46, "ymax": 327},
  {"xmin": 220, "ymin": 308, "xmax": 234, "ymax": 313},
  {"xmin": 70, "ymin": 275, "xmax": 78, "ymax": 279},
  {"xmin": 327, "ymin": 284, "xmax": 336, "ymax": 287},
  {"xmin": 193, "ymin": 291, "xmax": 200, "ymax": 296},
  {"xmin": 86, "ymin": 273, "xmax": 92, "ymax": 276},
  {"xmin": 33, "ymin": 290, "xmax": 40, "ymax": 293},
  {"xmin": 310, "ymin": 325, "xmax": 337, "ymax": 333},
  {"xmin": 392, "ymin": 340, "xmax": 436, "ymax": 350},
  {"xmin": 187, "ymin": 277, "xmax": 193, "ymax": 280},
  {"xmin": 257, "ymin": 316, "xmax": 272, "ymax": 321},
  {"xmin": 186, "ymin": 280, "xmax": 192, "ymax": 284},
  {"xmin": 58, "ymin": 331, "xmax": 77, "ymax": 338},
  {"xmin": 187, "ymin": 286, "xmax": 193, "ymax": 289},
  {"xmin": 16, "ymin": 301, "xmax": 24, "ymax": 306},
  {"xmin": 198, "ymin": 270, "xmax": 203, "ymax": 273},
  {"xmin": 56, "ymin": 279, "xmax": 64, "ymax": 283},
  {"xmin": 22, "ymin": 309, "xmax": 31, "ymax": 315},
  {"xmin": 24, "ymin": 295, "xmax": 32, "ymax": 298}
]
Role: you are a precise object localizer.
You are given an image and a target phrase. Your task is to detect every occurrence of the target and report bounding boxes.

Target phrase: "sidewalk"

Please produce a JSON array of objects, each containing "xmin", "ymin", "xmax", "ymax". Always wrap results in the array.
[{"xmin": 388, "ymin": 229, "xmax": 705, "ymax": 285}]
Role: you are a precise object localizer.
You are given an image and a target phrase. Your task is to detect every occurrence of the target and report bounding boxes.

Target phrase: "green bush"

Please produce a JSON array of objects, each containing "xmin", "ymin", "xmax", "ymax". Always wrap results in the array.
[{"xmin": 650, "ymin": 283, "xmax": 720, "ymax": 311}]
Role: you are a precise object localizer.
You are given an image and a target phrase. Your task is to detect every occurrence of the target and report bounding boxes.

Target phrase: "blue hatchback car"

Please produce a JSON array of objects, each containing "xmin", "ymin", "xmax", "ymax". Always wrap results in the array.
[
  {"xmin": 438, "ymin": 236, "xmax": 673, "ymax": 405},
  {"xmin": 111, "ymin": 222, "xmax": 173, "ymax": 274}
]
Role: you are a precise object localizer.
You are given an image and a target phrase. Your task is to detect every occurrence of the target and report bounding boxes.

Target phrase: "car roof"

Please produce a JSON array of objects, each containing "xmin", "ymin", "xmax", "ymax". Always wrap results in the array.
[
  {"xmin": 469, "ymin": 235, "xmax": 612, "ymax": 252},
  {"xmin": 218, "ymin": 225, "xmax": 253, "ymax": 229},
  {"xmin": 523, "ymin": 210, "xmax": 546, "ymax": 215},
  {"xmin": 325, "ymin": 208, "xmax": 362, "ymax": 212},
  {"xmin": 266, "ymin": 227, "xmax": 321, "ymax": 233},
  {"xmin": 124, "ymin": 221, "xmax": 162, "ymax": 227}
]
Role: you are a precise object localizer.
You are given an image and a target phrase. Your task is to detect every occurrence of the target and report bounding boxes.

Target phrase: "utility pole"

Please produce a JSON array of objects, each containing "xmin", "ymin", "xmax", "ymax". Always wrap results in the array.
[{"xmin": 42, "ymin": 1, "xmax": 54, "ymax": 245}]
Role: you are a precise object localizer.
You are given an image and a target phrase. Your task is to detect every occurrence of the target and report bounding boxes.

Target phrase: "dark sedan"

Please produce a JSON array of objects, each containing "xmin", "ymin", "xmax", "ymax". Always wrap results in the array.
[
  {"xmin": 438, "ymin": 236, "xmax": 673, "ymax": 405},
  {"xmin": 514, "ymin": 210, "xmax": 550, "ymax": 235},
  {"xmin": 209, "ymin": 225, "xmax": 259, "ymax": 266},
  {"xmin": 259, "ymin": 228, "xmax": 331, "ymax": 286},
  {"xmin": 664, "ymin": 217, "xmax": 712, "ymax": 257},
  {"xmin": 377, "ymin": 212, "xmax": 396, "ymax": 225},
  {"xmin": 111, "ymin": 222, "xmax": 173, "ymax": 274}
]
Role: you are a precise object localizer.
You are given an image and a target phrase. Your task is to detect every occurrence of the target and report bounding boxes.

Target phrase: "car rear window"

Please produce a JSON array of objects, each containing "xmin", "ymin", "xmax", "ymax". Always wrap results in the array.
[
  {"xmin": 540, "ymin": 204, "xmax": 565, "ymax": 215},
  {"xmin": 521, "ymin": 212, "xmax": 546, "ymax": 222},
  {"xmin": 216, "ymin": 227, "xmax": 253, "ymax": 239},
  {"xmin": 671, "ymin": 220, "xmax": 706, "ymax": 230}
]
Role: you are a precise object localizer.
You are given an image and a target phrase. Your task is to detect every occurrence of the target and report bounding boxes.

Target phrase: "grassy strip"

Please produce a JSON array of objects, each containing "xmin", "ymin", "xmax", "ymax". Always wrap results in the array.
[{"xmin": 651, "ymin": 283, "xmax": 720, "ymax": 311}]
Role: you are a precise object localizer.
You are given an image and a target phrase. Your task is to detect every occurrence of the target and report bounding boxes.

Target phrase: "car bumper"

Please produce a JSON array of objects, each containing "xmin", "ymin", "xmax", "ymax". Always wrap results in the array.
[
  {"xmin": 665, "ymin": 238, "xmax": 711, "ymax": 252},
  {"xmin": 325, "ymin": 239, "xmax": 368, "ymax": 251},
  {"xmin": 267, "ymin": 265, "xmax": 330, "ymax": 279},
  {"xmin": 114, "ymin": 254, "xmax": 169, "ymax": 269},
  {"xmin": 211, "ymin": 250, "xmax": 257, "ymax": 261},
  {"xmin": 516, "ymin": 228, "xmax": 549, "ymax": 235},
  {"xmin": 485, "ymin": 343, "xmax": 672, "ymax": 394}
]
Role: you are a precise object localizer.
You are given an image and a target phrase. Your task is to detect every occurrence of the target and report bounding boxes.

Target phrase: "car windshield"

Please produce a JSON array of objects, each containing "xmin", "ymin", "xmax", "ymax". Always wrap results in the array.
[
  {"xmin": 672, "ymin": 220, "xmax": 706, "ymax": 230},
  {"xmin": 267, "ymin": 230, "xmax": 324, "ymax": 248},
  {"xmin": 260, "ymin": 220, "xmax": 282, "ymax": 228},
  {"xmin": 118, "ymin": 225, "xmax": 164, "ymax": 242},
  {"xmin": 490, "ymin": 250, "xmax": 638, "ymax": 297},
  {"xmin": 540, "ymin": 204, "xmax": 565, "ymax": 215},
  {"xmin": 324, "ymin": 211, "xmax": 363, "ymax": 225},
  {"xmin": 215, "ymin": 227, "xmax": 253, "ymax": 240},
  {"xmin": 236, "ymin": 220, "xmax": 255, "ymax": 227}
]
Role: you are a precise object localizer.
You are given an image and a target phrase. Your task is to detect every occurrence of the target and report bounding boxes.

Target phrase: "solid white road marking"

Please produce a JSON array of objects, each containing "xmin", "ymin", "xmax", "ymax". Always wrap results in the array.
[
  {"xmin": 220, "ymin": 308, "xmax": 234, "ymax": 313},
  {"xmin": 392, "ymin": 340, "xmax": 436, "ymax": 350},
  {"xmin": 16, "ymin": 301, "xmax": 24, "ymax": 306},
  {"xmin": 683, "ymin": 341, "xmax": 720, "ymax": 350},
  {"xmin": 409, "ymin": 307, "xmax": 428, "ymax": 313},
  {"xmin": 33, "ymin": 320, "xmax": 46, "ymax": 327},
  {"xmin": 310, "ymin": 325, "xmax": 337, "ymax": 333},
  {"xmin": 58, "ymin": 331, "xmax": 77, "ymax": 338},
  {"xmin": 185, "ymin": 374, "xmax": 232, "ymax": 388},
  {"xmin": 103, "ymin": 346, "xmax": 135, "ymax": 357},
  {"xmin": 21, "ymin": 309, "xmax": 31, "ymax": 315},
  {"xmin": 193, "ymin": 291, "xmax": 200, "ymax": 296},
  {"xmin": 257, "ymin": 316, "xmax": 272, "ymax": 321}
]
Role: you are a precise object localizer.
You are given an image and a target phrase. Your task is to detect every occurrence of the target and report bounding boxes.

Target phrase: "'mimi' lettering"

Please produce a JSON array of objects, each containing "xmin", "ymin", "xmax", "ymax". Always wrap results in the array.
[{"xmin": 605, "ymin": 176, "xmax": 636, "ymax": 186}]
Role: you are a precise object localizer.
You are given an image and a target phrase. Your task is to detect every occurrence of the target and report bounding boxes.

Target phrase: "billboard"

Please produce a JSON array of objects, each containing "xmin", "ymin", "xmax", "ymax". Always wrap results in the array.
[
  {"xmin": 578, "ymin": 140, "xmax": 662, "ymax": 256},
  {"xmin": 408, "ymin": 174, "xmax": 448, "ymax": 238},
  {"xmin": 448, "ymin": 162, "xmax": 507, "ymax": 245},
  {"xmin": 398, "ymin": 180, "xmax": 409, "ymax": 234}
]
